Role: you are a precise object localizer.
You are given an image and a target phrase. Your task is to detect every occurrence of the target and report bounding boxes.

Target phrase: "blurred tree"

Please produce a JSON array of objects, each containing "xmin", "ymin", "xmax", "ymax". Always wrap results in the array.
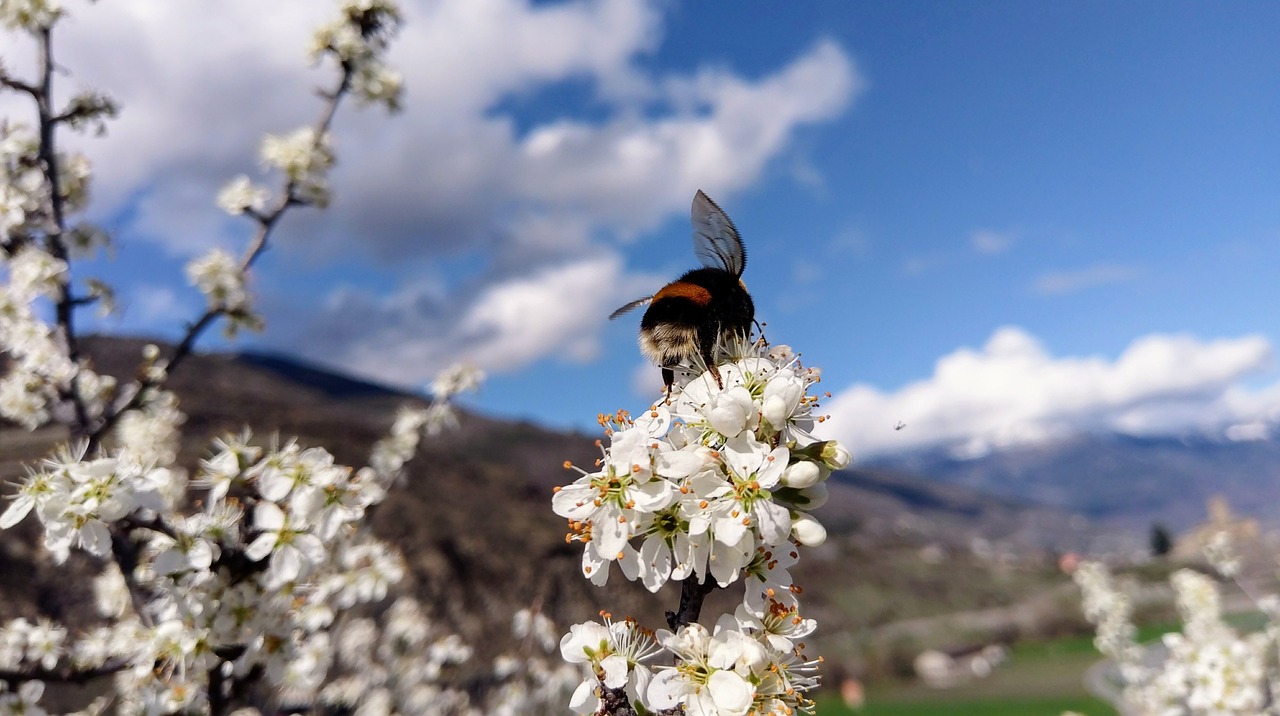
[{"xmin": 1151, "ymin": 522, "xmax": 1173, "ymax": 558}]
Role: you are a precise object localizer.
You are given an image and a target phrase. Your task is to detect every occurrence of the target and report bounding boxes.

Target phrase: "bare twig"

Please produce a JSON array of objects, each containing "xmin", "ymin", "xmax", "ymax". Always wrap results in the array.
[
  {"xmin": 0, "ymin": 64, "xmax": 39, "ymax": 97},
  {"xmin": 86, "ymin": 65, "xmax": 356, "ymax": 452}
]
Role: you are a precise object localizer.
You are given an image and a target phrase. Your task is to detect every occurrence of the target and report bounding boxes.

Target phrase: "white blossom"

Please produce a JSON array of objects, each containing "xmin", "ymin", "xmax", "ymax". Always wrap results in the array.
[
  {"xmin": 560, "ymin": 617, "xmax": 658, "ymax": 714},
  {"xmin": 7, "ymin": 246, "xmax": 67, "ymax": 299},
  {"xmin": 244, "ymin": 501, "xmax": 326, "ymax": 588},
  {"xmin": 260, "ymin": 127, "xmax": 334, "ymax": 206},
  {"xmin": 0, "ymin": 0, "xmax": 62, "ymax": 31},
  {"xmin": 185, "ymin": 248, "xmax": 248, "ymax": 311},
  {"xmin": 216, "ymin": 174, "xmax": 270, "ymax": 215}
]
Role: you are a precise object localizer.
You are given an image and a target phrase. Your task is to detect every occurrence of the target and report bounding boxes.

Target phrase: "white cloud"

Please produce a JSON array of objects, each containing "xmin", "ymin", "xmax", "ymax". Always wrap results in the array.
[
  {"xmin": 3, "ymin": 0, "xmax": 861, "ymax": 262},
  {"xmin": 0, "ymin": 0, "xmax": 863, "ymax": 381},
  {"xmin": 819, "ymin": 327, "xmax": 1279, "ymax": 459},
  {"xmin": 1033, "ymin": 263, "xmax": 1141, "ymax": 295},
  {"xmin": 300, "ymin": 253, "xmax": 656, "ymax": 386},
  {"xmin": 969, "ymin": 229, "xmax": 1014, "ymax": 255}
]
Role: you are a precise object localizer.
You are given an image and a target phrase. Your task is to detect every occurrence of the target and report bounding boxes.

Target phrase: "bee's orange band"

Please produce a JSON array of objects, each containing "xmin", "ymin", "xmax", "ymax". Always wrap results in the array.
[{"xmin": 654, "ymin": 281, "xmax": 712, "ymax": 305}]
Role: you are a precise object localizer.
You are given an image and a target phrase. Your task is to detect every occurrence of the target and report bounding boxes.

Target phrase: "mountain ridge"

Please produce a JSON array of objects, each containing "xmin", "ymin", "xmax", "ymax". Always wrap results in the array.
[{"xmin": 871, "ymin": 429, "xmax": 1280, "ymax": 531}]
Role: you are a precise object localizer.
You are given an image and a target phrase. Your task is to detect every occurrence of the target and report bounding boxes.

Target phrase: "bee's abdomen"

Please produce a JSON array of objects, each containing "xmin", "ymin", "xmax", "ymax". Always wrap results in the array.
[
  {"xmin": 639, "ymin": 284, "xmax": 706, "ymax": 366},
  {"xmin": 638, "ymin": 322, "xmax": 699, "ymax": 367}
]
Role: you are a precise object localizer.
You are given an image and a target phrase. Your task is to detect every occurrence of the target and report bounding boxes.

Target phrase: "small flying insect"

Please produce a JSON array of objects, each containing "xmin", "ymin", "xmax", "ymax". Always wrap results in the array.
[
  {"xmin": 894, "ymin": 421, "xmax": 907, "ymax": 431},
  {"xmin": 611, "ymin": 190, "xmax": 754, "ymax": 395}
]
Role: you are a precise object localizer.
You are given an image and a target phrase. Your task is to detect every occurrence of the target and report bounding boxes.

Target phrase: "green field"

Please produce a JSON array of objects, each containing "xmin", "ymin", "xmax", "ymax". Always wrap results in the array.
[
  {"xmin": 818, "ymin": 698, "xmax": 1112, "ymax": 716},
  {"xmin": 815, "ymin": 634, "xmax": 1118, "ymax": 716},
  {"xmin": 812, "ymin": 605, "xmax": 1265, "ymax": 714}
]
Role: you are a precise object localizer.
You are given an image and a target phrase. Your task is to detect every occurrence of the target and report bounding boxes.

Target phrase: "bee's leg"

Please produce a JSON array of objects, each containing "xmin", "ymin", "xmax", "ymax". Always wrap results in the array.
[
  {"xmin": 708, "ymin": 363, "xmax": 724, "ymax": 390},
  {"xmin": 700, "ymin": 331, "xmax": 724, "ymax": 390},
  {"xmin": 699, "ymin": 347, "xmax": 724, "ymax": 389},
  {"xmin": 662, "ymin": 367, "xmax": 675, "ymax": 398}
]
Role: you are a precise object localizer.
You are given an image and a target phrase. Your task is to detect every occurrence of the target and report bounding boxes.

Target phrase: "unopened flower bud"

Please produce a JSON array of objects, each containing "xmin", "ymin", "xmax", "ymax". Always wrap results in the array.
[
  {"xmin": 781, "ymin": 460, "xmax": 821, "ymax": 489},
  {"xmin": 792, "ymin": 513, "xmax": 827, "ymax": 546}
]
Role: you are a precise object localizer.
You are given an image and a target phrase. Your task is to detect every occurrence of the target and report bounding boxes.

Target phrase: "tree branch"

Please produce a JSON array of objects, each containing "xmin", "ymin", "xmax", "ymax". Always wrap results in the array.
[
  {"xmin": 86, "ymin": 309, "xmax": 223, "ymax": 451},
  {"xmin": 86, "ymin": 57, "xmax": 358, "ymax": 453},
  {"xmin": 109, "ymin": 523, "xmax": 156, "ymax": 629},
  {"xmin": 599, "ymin": 685, "xmax": 639, "ymax": 716},
  {"xmin": 0, "ymin": 657, "xmax": 129, "ymax": 686},
  {"xmin": 30, "ymin": 26, "xmax": 91, "ymax": 435},
  {"xmin": 665, "ymin": 575, "xmax": 717, "ymax": 632},
  {"xmin": 0, "ymin": 64, "xmax": 39, "ymax": 97}
]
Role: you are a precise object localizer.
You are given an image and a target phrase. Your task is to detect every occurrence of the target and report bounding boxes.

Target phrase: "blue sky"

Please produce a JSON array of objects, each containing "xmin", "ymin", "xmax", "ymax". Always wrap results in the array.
[{"xmin": 4, "ymin": 0, "xmax": 1278, "ymax": 458}]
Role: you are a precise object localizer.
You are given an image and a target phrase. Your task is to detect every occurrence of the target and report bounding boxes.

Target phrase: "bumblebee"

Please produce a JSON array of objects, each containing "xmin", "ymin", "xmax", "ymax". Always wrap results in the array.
[{"xmin": 611, "ymin": 190, "xmax": 754, "ymax": 394}]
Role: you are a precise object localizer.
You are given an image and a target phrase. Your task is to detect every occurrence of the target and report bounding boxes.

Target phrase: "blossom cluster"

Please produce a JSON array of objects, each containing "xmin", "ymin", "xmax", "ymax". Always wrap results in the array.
[
  {"xmin": 308, "ymin": 0, "xmax": 405, "ymax": 110},
  {"xmin": 258, "ymin": 127, "xmax": 336, "ymax": 209},
  {"xmin": 1074, "ymin": 560, "xmax": 1276, "ymax": 716},
  {"xmin": 0, "ymin": 411, "xmax": 438, "ymax": 706},
  {"xmin": 554, "ymin": 342, "xmax": 847, "ymax": 715},
  {"xmin": 554, "ymin": 345, "xmax": 843, "ymax": 592},
  {"xmin": 0, "ymin": 124, "xmax": 46, "ymax": 238},
  {"xmin": 0, "ymin": 122, "xmax": 115, "ymax": 429},
  {"xmin": 320, "ymin": 597, "xmax": 476, "ymax": 715},
  {"xmin": 0, "ymin": 116, "xmax": 95, "ymax": 242},
  {"xmin": 0, "ymin": 345, "xmax": 489, "ymax": 714},
  {"xmin": 317, "ymin": 603, "xmax": 581, "ymax": 716},
  {"xmin": 0, "ymin": 244, "xmax": 82, "ymax": 427}
]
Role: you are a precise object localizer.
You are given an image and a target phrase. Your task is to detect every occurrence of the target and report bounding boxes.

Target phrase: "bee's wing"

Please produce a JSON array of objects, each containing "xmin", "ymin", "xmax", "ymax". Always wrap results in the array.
[
  {"xmin": 691, "ymin": 190, "xmax": 746, "ymax": 277},
  {"xmin": 609, "ymin": 296, "xmax": 652, "ymax": 319}
]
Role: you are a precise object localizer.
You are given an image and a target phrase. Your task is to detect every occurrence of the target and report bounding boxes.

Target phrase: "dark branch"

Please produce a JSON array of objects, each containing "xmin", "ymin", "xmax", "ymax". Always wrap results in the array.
[
  {"xmin": 665, "ymin": 576, "xmax": 717, "ymax": 632},
  {"xmin": 0, "ymin": 656, "xmax": 128, "ymax": 685},
  {"xmin": 599, "ymin": 685, "xmax": 639, "ymax": 716},
  {"xmin": 109, "ymin": 523, "xmax": 156, "ymax": 628},
  {"xmin": 0, "ymin": 72, "xmax": 38, "ymax": 97},
  {"xmin": 30, "ymin": 27, "xmax": 92, "ymax": 435}
]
